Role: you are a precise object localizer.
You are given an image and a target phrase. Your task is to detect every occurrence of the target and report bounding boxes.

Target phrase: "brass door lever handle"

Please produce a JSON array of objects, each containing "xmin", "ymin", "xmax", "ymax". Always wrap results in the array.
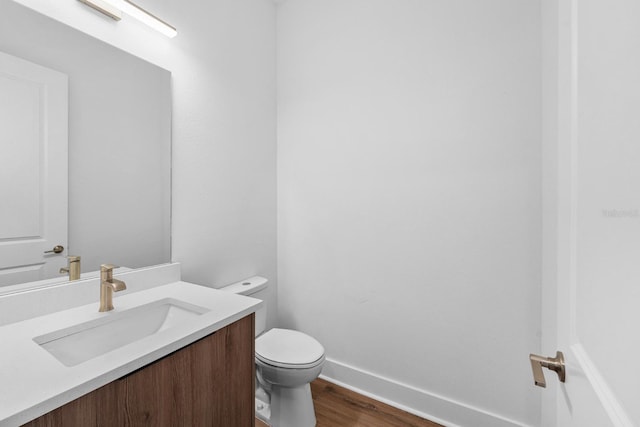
[
  {"xmin": 529, "ymin": 351, "xmax": 565, "ymax": 388},
  {"xmin": 44, "ymin": 245, "xmax": 64, "ymax": 254}
]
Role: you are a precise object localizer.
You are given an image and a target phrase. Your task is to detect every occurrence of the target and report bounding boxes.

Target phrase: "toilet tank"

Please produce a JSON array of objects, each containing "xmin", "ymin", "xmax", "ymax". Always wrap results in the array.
[{"xmin": 220, "ymin": 276, "xmax": 268, "ymax": 336}]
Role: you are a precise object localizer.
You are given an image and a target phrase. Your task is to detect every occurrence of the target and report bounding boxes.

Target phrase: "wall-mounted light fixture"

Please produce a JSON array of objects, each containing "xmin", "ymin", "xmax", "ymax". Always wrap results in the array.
[
  {"xmin": 78, "ymin": 0, "xmax": 177, "ymax": 38},
  {"xmin": 79, "ymin": 0, "xmax": 122, "ymax": 21}
]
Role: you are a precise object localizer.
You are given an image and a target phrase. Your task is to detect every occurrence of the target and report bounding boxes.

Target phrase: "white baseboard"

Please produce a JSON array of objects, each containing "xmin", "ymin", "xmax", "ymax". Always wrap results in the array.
[{"xmin": 320, "ymin": 358, "xmax": 532, "ymax": 427}]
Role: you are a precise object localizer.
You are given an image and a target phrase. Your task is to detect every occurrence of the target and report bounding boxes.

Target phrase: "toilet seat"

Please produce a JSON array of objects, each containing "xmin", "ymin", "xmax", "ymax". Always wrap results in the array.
[{"xmin": 255, "ymin": 328, "xmax": 325, "ymax": 369}]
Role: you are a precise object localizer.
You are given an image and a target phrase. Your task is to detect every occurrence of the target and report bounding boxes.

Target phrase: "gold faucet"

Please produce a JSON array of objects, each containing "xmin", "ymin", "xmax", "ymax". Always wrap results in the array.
[
  {"xmin": 99, "ymin": 264, "xmax": 127, "ymax": 312},
  {"xmin": 60, "ymin": 256, "xmax": 81, "ymax": 281}
]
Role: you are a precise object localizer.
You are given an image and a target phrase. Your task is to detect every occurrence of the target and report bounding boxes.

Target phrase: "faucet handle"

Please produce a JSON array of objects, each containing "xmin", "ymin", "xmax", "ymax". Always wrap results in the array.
[
  {"xmin": 67, "ymin": 255, "xmax": 81, "ymax": 262},
  {"xmin": 100, "ymin": 264, "xmax": 119, "ymax": 271}
]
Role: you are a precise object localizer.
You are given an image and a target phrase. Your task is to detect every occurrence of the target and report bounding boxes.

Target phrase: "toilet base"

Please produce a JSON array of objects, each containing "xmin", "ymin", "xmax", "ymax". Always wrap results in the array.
[
  {"xmin": 257, "ymin": 383, "xmax": 316, "ymax": 427},
  {"xmin": 255, "ymin": 396, "xmax": 271, "ymax": 425}
]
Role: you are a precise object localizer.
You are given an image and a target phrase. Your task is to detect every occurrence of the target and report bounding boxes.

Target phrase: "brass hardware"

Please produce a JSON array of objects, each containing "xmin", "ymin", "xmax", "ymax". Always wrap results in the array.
[
  {"xmin": 529, "ymin": 351, "xmax": 566, "ymax": 388},
  {"xmin": 44, "ymin": 245, "xmax": 64, "ymax": 254},
  {"xmin": 99, "ymin": 264, "xmax": 127, "ymax": 312},
  {"xmin": 59, "ymin": 256, "xmax": 81, "ymax": 281}
]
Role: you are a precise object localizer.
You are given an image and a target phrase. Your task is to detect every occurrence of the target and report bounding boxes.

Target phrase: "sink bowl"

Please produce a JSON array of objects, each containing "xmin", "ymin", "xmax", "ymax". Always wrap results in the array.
[{"xmin": 33, "ymin": 298, "xmax": 209, "ymax": 367}]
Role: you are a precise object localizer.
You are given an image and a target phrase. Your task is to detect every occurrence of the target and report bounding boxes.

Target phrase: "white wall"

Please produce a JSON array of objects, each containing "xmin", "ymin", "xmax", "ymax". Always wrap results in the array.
[
  {"xmin": 9, "ymin": 0, "xmax": 278, "ymax": 326},
  {"xmin": 164, "ymin": 1, "xmax": 278, "ymax": 326},
  {"xmin": 277, "ymin": 1, "xmax": 541, "ymax": 426}
]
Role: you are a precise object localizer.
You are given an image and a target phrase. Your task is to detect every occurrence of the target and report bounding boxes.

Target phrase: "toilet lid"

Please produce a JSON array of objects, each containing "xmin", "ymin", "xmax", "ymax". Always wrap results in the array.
[{"xmin": 255, "ymin": 328, "xmax": 325, "ymax": 367}]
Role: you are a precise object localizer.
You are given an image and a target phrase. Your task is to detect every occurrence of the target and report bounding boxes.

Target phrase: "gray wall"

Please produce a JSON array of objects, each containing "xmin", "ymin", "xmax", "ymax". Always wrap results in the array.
[
  {"xmin": 164, "ymin": 0, "xmax": 278, "ymax": 328},
  {"xmin": 0, "ymin": 1, "xmax": 171, "ymax": 274},
  {"xmin": 277, "ymin": 1, "xmax": 541, "ymax": 426}
]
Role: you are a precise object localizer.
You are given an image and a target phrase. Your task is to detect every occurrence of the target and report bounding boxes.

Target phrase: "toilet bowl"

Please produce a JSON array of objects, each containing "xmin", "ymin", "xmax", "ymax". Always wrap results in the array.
[{"xmin": 221, "ymin": 277, "xmax": 325, "ymax": 427}]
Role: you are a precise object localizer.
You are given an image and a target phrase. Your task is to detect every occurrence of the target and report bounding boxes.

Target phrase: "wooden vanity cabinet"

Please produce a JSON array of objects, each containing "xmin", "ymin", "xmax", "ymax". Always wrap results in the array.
[{"xmin": 23, "ymin": 314, "xmax": 255, "ymax": 427}]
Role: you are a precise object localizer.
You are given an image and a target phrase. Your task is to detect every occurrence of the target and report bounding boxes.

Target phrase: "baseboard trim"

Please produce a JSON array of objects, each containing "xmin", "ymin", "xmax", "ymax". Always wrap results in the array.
[{"xmin": 320, "ymin": 358, "xmax": 531, "ymax": 427}]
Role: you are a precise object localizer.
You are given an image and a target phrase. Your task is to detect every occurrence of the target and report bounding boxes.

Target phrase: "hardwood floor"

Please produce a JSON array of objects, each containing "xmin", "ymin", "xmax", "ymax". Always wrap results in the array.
[{"xmin": 255, "ymin": 378, "xmax": 442, "ymax": 427}]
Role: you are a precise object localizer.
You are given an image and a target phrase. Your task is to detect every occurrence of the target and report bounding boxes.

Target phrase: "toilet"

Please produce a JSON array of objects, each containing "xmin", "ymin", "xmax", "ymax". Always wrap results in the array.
[{"xmin": 221, "ymin": 276, "xmax": 325, "ymax": 427}]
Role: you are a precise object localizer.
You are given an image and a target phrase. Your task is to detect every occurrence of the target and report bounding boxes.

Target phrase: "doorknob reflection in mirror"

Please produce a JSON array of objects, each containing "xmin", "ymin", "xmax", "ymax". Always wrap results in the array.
[
  {"xmin": 529, "ymin": 351, "xmax": 566, "ymax": 388},
  {"xmin": 44, "ymin": 245, "xmax": 64, "ymax": 254}
]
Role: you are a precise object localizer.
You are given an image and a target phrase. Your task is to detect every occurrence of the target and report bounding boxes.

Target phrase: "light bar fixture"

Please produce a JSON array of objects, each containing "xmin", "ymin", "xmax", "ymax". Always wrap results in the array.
[
  {"xmin": 78, "ymin": 0, "xmax": 177, "ymax": 38},
  {"xmin": 78, "ymin": 0, "xmax": 122, "ymax": 21},
  {"xmin": 117, "ymin": 0, "xmax": 177, "ymax": 38}
]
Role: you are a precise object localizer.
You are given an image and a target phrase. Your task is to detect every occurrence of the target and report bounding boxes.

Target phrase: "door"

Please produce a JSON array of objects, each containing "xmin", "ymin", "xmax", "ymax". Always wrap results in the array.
[
  {"xmin": 541, "ymin": 0, "xmax": 638, "ymax": 425},
  {"xmin": 0, "ymin": 51, "xmax": 68, "ymax": 287}
]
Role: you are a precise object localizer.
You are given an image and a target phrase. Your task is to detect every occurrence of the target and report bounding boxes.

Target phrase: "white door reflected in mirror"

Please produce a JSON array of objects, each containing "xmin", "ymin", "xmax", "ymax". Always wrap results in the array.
[{"xmin": 0, "ymin": 51, "xmax": 68, "ymax": 287}]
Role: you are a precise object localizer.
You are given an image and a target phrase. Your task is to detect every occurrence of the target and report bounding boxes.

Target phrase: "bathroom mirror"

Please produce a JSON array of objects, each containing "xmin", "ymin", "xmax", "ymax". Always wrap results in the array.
[{"xmin": 0, "ymin": 1, "xmax": 171, "ymax": 293}]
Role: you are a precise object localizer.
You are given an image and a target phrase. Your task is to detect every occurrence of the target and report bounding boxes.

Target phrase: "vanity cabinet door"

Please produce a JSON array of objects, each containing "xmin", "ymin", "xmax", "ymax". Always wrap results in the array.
[{"xmin": 23, "ymin": 314, "xmax": 255, "ymax": 427}]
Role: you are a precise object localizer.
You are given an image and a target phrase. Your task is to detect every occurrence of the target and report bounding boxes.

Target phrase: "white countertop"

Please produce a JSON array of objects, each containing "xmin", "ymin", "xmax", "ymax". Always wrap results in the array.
[{"xmin": 0, "ymin": 281, "xmax": 262, "ymax": 427}]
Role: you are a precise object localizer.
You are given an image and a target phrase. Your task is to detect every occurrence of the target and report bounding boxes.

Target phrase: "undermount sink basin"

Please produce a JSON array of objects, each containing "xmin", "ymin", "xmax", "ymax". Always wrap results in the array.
[{"xmin": 33, "ymin": 298, "xmax": 209, "ymax": 367}]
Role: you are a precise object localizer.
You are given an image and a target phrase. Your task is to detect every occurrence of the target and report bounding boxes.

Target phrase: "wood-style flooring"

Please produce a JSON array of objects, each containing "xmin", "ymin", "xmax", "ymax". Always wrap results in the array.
[{"xmin": 256, "ymin": 378, "xmax": 442, "ymax": 427}]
